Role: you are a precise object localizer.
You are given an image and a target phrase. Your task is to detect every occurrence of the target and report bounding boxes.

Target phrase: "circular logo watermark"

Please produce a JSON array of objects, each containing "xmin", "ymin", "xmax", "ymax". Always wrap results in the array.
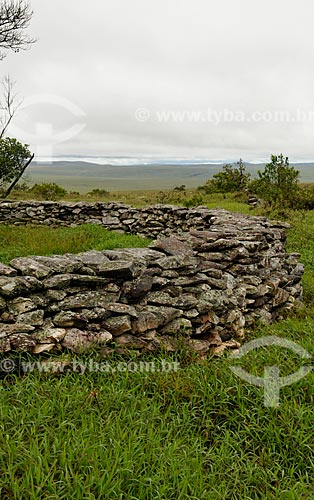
[
  {"xmin": 134, "ymin": 107, "xmax": 151, "ymax": 122},
  {"xmin": 0, "ymin": 357, "xmax": 16, "ymax": 373},
  {"xmin": 229, "ymin": 336, "xmax": 313, "ymax": 407},
  {"xmin": 9, "ymin": 93, "xmax": 86, "ymax": 159}
]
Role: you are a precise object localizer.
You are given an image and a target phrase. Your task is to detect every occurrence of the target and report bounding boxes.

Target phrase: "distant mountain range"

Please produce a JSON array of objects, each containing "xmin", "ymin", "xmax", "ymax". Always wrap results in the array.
[{"xmin": 26, "ymin": 160, "xmax": 314, "ymax": 192}]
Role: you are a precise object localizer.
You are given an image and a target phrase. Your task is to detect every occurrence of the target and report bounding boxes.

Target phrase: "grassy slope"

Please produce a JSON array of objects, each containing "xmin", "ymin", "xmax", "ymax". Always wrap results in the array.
[{"xmin": 0, "ymin": 199, "xmax": 313, "ymax": 499}]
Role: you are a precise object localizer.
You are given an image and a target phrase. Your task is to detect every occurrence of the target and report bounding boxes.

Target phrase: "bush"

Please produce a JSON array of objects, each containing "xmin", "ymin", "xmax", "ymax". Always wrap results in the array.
[
  {"xmin": 87, "ymin": 188, "xmax": 109, "ymax": 198},
  {"xmin": 173, "ymin": 185, "xmax": 186, "ymax": 192},
  {"xmin": 294, "ymin": 185, "xmax": 314, "ymax": 210},
  {"xmin": 183, "ymin": 194, "xmax": 204, "ymax": 207},
  {"xmin": 30, "ymin": 183, "xmax": 67, "ymax": 201},
  {"xmin": 252, "ymin": 154, "xmax": 299, "ymax": 208},
  {"xmin": 201, "ymin": 158, "xmax": 250, "ymax": 194},
  {"xmin": 12, "ymin": 181, "xmax": 30, "ymax": 192}
]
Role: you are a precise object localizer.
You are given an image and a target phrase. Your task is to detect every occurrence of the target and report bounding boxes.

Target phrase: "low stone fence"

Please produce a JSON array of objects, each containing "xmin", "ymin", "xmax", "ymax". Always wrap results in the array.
[
  {"xmin": 0, "ymin": 205, "xmax": 303, "ymax": 356},
  {"xmin": 0, "ymin": 200, "xmax": 288, "ymax": 238}
]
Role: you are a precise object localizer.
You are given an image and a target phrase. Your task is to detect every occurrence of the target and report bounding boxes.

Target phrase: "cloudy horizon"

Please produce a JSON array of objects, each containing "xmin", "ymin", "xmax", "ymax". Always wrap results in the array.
[{"xmin": 1, "ymin": 0, "xmax": 314, "ymax": 163}]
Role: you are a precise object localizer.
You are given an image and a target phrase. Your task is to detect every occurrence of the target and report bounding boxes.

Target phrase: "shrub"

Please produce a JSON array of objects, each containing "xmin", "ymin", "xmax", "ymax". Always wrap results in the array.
[
  {"xmin": 252, "ymin": 154, "xmax": 299, "ymax": 208},
  {"xmin": 173, "ymin": 185, "xmax": 186, "ymax": 192},
  {"xmin": 87, "ymin": 188, "xmax": 109, "ymax": 198},
  {"xmin": 30, "ymin": 183, "xmax": 67, "ymax": 201},
  {"xmin": 183, "ymin": 194, "xmax": 203, "ymax": 207},
  {"xmin": 201, "ymin": 158, "xmax": 251, "ymax": 194}
]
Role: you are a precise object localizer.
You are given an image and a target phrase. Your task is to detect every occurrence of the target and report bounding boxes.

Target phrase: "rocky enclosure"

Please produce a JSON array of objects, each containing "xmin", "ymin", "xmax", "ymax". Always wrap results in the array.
[{"xmin": 0, "ymin": 203, "xmax": 303, "ymax": 356}]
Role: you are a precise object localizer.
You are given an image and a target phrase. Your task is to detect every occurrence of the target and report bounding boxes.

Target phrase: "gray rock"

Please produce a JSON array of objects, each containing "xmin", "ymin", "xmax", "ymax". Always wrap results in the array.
[
  {"xmin": 16, "ymin": 309, "xmax": 44, "ymax": 326},
  {"xmin": 10, "ymin": 257, "xmax": 52, "ymax": 278},
  {"xmin": 62, "ymin": 328, "xmax": 112, "ymax": 353},
  {"xmin": 105, "ymin": 303, "xmax": 138, "ymax": 317},
  {"xmin": 60, "ymin": 291, "xmax": 119, "ymax": 310},
  {"xmin": 0, "ymin": 296, "xmax": 6, "ymax": 311},
  {"xmin": 104, "ymin": 315, "xmax": 132, "ymax": 336},
  {"xmin": 0, "ymin": 263, "xmax": 17, "ymax": 276},
  {"xmin": 150, "ymin": 237, "xmax": 194, "ymax": 256},
  {"xmin": 8, "ymin": 297, "xmax": 37, "ymax": 315},
  {"xmin": 0, "ymin": 276, "xmax": 42, "ymax": 297},
  {"xmin": 98, "ymin": 260, "xmax": 135, "ymax": 279}
]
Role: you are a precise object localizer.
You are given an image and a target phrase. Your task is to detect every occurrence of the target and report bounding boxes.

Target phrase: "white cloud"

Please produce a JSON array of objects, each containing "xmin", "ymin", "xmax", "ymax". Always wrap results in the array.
[{"xmin": 1, "ymin": 0, "xmax": 314, "ymax": 161}]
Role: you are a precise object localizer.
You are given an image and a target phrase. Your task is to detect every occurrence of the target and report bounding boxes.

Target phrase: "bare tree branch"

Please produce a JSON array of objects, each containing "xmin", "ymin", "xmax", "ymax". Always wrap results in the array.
[
  {"xmin": 0, "ymin": 0, "xmax": 36, "ymax": 60},
  {"xmin": 0, "ymin": 75, "xmax": 22, "ymax": 139}
]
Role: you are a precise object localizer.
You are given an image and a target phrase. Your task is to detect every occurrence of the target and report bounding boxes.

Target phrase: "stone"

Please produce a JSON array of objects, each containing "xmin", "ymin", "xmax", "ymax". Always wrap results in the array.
[
  {"xmin": 155, "ymin": 255, "xmax": 199, "ymax": 270},
  {"xmin": 0, "ymin": 263, "xmax": 17, "ymax": 276},
  {"xmin": 32, "ymin": 255, "xmax": 83, "ymax": 273},
  {"xmin": 43, "ymin": 274, "xmax": 109, "ymax": 289},
  {"xmin": 53, "ymin": 309, "xmax": 108, "ymax": 327},
  {"xmin": 0, "ymin": 323, "xmax": 35, "ymax": 337},
  {"xmin": 123, "ymin": 275, "xmax": 154, "ymax": 301},
  {"xmin": 104, "ymin": 248, "xmax": 161, "ymax": 263},
  {"xmin": 43, "ymin": 274, "xmax": 74, "ymax": 289},
  {"xmin": 160, "ymin": 318, "xmax": 192, "ymax": 334},
  {"xmin": 33, "ymin": 343, "xmax": 56, "ymax": 354},
  {"xmin": 105, "ymin": 303, "xmax": 138, "ymax": 317},
  {"xmin": 133, "ymin": 306, "xmax": 182, "ymax": 333},
  {"xmin": 62, "ymin": 328, "xmax": 112, "ymax": 353},
  {"xmin": 272, "ymin": 289, "xmax": 290, "ymax": 307},
  {"xmin": 0, "ymin": 296, "xmax": 6, "ymax": 311},
  {"xmin": 98, "ymin": 260, "xmax": 135, "ymax": 279},
  {"xmin": 8, "ymin": 297, "xmax": 37, "ymax": 315},
  {"xmin": 46, "ymin": 289, "xmax": 68, "ymax": 301},
  {"xmin": 114, "ymin": 334, "xmax": 146, "ymax": 348},
  {"xmin": 10, "ymin": 257, "xmax": 52, "ymax": 278},
  {"xmin": 74, "ymin": 250, "xmax": 110, "ymax": 266},
  {"xmin": 60, "ymin": 291, "xmax": 119, "ymax": 310},
  {"xmin": 103, "ymin": 315, "xmax": 132, "ymax": 336},
  {"xmin": 188, "ymin": 339, "xmax": 211, "ymax": 353},
  {"xmin": 9, "ymin": 334, "xmax": 37, "ymax": 352},
  {"xmin": 102, "ymin": 215, "xmax": 120, "ymax": 225},
  {"xmin": 146, "ymin": 291, "xmax": 173, "ymax": 306},
  {"xmin": 150, "ymin": 237, "xmax": 194, "ymax": 256},
  {"xmin": 33, "ymin": 327, "xmax": 67, "ymax": 343},
  {"xmin": 16, "ymin": 309, "xmax": 44, "ymax": 326},
  {"xmin": 0, "ymin": 276, "xmax": 42, "ymax": 297}
]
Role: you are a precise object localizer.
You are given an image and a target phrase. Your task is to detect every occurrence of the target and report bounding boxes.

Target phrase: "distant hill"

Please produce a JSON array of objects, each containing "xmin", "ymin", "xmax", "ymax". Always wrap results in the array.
[{"xmin": 26, "ymin": 160, "xmax": 314, "ymax": 192}]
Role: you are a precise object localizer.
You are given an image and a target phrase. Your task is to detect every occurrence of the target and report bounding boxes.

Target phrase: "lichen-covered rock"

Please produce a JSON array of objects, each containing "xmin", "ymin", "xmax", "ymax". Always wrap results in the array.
[
  {"xmin": 60, "ymin": 291, "xmax": 119, "ymax": 310},
  {"xmin": 0, "ymin": 276, "xmax": 42, "ymax": 297},
  {"xmin": 62, "ymin": 328, "xmax": 112, "ymax": 353},
  {"xmin": 0, "ymin": 263, "xmax": 17, "ymax": 276},
  {"xmin": 103, "ymin": 315, "xmax": 132, "ymax": 336},
  {"xmin": 16, "ymin": 309, "xmax": 44, "ymax": 326},
  {"xmin": 8, "ymin": 297, "xmax": 38, "ymax": 315},
  {"xmin": 98, "ymin": 260, "xmax": 135, "ymax": 279},
  {"xmin": 10, "ymin": 257, "xmax": 52, "ymax": 278}
]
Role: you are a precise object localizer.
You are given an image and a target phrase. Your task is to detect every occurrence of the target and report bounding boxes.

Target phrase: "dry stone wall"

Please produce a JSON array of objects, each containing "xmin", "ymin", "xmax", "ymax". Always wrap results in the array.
[{"xmin": 0, "ymin": 202, "xmax": 303, "ymax": 356}]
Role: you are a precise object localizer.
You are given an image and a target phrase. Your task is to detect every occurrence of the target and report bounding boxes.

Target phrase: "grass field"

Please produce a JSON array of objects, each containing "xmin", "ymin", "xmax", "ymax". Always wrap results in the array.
[
  {"xmin": 0, "ymin": 196, "xmax": 313, "ymax": 499},
  {"xmin": 0, "ymin": 224, "xmax": 151, "ymax": 265},
  {"xmin": 25, "ymin": 160, "xmax": 314, "ymax": 192}
]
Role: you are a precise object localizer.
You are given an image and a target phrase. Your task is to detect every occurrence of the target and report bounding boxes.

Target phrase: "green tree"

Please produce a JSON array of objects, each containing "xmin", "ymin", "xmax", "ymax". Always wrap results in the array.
[
  {"xmin": 202, "ymin": 158, "xmax": 251, "ymax": 193},
  {"xmin": 0, "ymin": 137, "xmax": 33, "ymax": 197},
  {"xmin": 253, "ymin": 154, "xmax": 299, "ymax": 208}
]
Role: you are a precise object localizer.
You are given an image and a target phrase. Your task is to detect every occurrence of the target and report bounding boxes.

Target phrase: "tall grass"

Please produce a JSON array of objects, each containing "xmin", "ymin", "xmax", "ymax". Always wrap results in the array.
[{"xmin": 0, "ymin": 224, "xmax": 151, "ymax": 264}]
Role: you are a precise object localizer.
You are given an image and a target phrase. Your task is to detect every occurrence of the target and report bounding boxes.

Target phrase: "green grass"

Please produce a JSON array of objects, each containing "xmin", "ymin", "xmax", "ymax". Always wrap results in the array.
[
  {"xmin": 0, "ymin": 197, "xmax": 314, "ymax": 499},
  {"xmin": 0, "ymin": 224, "xmax": 151, "ymax": 265}
]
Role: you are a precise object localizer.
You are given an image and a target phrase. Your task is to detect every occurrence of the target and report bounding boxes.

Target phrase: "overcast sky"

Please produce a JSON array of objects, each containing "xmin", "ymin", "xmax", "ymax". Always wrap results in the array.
[{"xmin": 2, "ymin": 0, "xmax": 314, "ymax": 161}]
